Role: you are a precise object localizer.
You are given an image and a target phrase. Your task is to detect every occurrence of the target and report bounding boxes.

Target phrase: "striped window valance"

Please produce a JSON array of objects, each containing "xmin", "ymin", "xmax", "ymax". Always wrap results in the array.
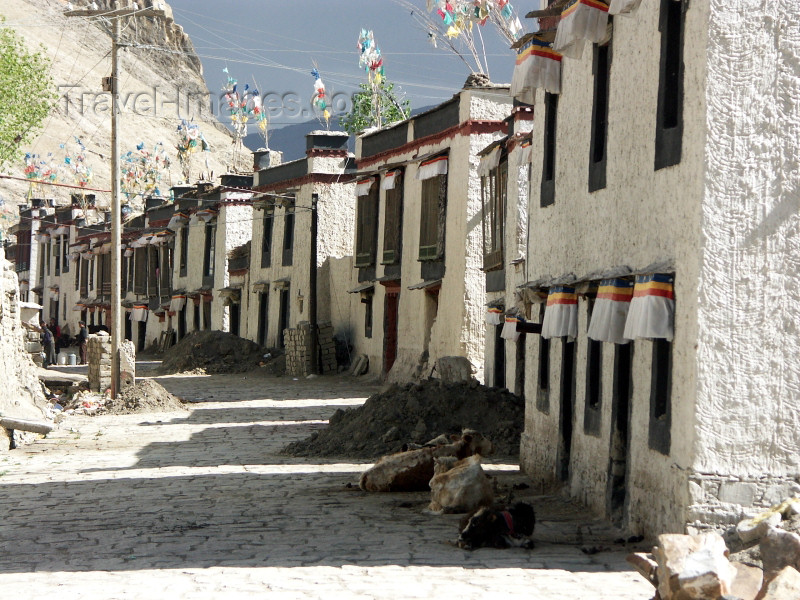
[
  {"xmin": 553, "ymin": 0, "xmax": 610, "ymax": 60},
  {"xmin": 623, "ymin": 273, "xmax": 675, "ymax": 341},
  {"xmin": 588, "ymin": 278, "xmax": 634, "ymax": 344},
  {"xmin": 541, "ymin": 286, "xmax": 578, "ymax": 340},
  {"xmin": 416, "ymin": 155, "xmax": 448, "ymax": 181},
  {"xmin": 511, "ymin": 38, "xmax": 562, "ymax": 103},
  {"xmin": 478, "ymin": 146, "xmax": 502, "ymax": 177},
  {"xmin": 356, "ymin": 177, "xmax": 375, "ymax": 196},
  {"xmin": 169, "ymin": 294, "xmax": 187, "ymax": 312},
  {"xmin": 485, "ymin": 307, "xmax": 504, "ymax": 326},
  {"xmin": 381, "ymin": 170, "xmax": 400, "ymax": 191},
  {"xmin": 131, "ymin": 305, "xmax": 149, "ymax": 322},
  {"xmin": 501, "ymin": 316, "xmax": 522, "ymax": 342}
]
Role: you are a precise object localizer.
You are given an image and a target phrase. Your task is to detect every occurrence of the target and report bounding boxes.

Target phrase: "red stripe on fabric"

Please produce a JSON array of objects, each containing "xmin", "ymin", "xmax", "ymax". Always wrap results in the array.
[
  {"xmin": 597, "ymin": 292, "xmax": 633, "ymax": 302},
  {"xmin": 633, "ymin": 288, "xmax": 674, "ymax": 299}
]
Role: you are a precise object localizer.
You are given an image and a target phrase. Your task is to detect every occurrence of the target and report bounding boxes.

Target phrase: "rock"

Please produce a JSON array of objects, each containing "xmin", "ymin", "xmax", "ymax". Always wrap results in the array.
[
  {"xmin": 759, "ymin": 566, "xmax": 800, "ymax": 600},
  {"xmin": 739, "ymin": 512, "xmax": 784, "ymax": 544},
  {"xmin": 381, "ymin": 426, "xmax": 400, "ymax": 443},
  {"xmin": 760, "ymin": 527, "xmax": 800, "ymax": 580},
  {"xmin": 787, "ymin": 503, "xmax": 800, "ymax": 518},
  {"xmin": 729, "ymin": 562, "xmax": 763, "ymax": 600},
  {"xmin": 411, "ymin": 418, "xmax": 427, "ymax": 441},
  {"xmin": 436, "ymin": 356, "xmax": 474, "ymax": 384},
  {"xmin": 626, "ymin": 552, "xmax": 659, "ymax": 587},
  {"xmin": 653, "ymin": 532, "xmax": 736, "ymax": 600}
]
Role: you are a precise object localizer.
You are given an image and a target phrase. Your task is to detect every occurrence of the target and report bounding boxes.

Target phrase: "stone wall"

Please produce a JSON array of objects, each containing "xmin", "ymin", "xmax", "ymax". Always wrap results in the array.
[
  {"xmin": 88, "ymin": 335, "xmax": 136, "ymax": 392},
  {"xmin": 284, "ymin": 321, "xmax": 337, "ymax": 377}
]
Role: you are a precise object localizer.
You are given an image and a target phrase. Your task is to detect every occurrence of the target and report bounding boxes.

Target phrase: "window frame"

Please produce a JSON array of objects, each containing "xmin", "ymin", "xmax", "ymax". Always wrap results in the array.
[
  {"xmin": 355, "ymin": 183, "xmax": 379, "ymax": 268},
  {"xmin": 418, "ymin": 172, "xmax": 448, "ymax": 262},
  {"xmin": 381, "ymin": 171, "xmax": 404, "ymax": 266},
  {"xmin": 481, "ymin": 157, "xmax": 508, "ymax": 271}
]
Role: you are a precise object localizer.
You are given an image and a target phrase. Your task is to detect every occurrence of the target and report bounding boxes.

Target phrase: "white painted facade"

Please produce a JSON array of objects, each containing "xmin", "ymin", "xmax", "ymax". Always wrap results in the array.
[
  {"xmin": 502, "ymin": 0, "xmax": 800, "ymax": 537},
  {"xmin": 246, "ymin": 132, "xmax": 356, "ymax": 349},
  {"xmin": 350, "ymin": 88, "xmax": 513, "ymax": 382}
]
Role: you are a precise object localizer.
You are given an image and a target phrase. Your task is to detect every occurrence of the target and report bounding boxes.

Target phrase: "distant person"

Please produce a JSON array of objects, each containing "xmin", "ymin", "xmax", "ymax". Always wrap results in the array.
[
  {"xmin": 41, "ymin": 322, "xmax": 56, "ymax": 368},
  {"xmin": 78, "ymin": 320, "xmax": 89, "ymax": 365},
  {"xmin": 49, "ymin": 318, "xmax": 62, "ymax": 352}
]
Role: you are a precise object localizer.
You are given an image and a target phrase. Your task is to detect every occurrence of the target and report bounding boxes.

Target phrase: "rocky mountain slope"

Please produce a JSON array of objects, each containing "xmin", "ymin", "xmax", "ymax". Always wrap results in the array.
[{"xmin": 0, "ymin": 0, "xmax": 246, "ymax": 217}]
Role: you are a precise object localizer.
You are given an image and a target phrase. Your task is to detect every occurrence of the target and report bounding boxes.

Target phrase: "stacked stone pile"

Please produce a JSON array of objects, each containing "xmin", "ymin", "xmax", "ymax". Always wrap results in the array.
[
  {"xmin": 628, "ymin": 498, "xmax": 800, "ymax": 599},
  {"xmin": 284, "ymin": 321, "xmax": 336, "ymax": 377},
  {"xmin": 87, "ymin": 334, "xmax": 136, "ymax": 392}
]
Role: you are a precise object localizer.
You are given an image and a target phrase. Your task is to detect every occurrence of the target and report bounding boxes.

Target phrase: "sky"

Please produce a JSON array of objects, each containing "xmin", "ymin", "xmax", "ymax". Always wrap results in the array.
[{"xmin": 168, "ymin": 0, "xmax": 519, "ymax": 130}]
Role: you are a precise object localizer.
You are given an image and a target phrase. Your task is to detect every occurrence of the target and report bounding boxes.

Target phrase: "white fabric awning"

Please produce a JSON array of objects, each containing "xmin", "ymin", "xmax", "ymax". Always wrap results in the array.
[
  {"xmin": 608, "ymin": 0, "xmax": 643, "ymax": 16},
  {"xmin": 356, "ymin": 177, "xmax": 375, "ymax": 196},
  {"xmin": 587, "ymin": 278, "xmax": 634, "ymax": 344},
  {"xmin": 381, "ymin": 170, "xmax": 400, "ymax": 191},
  {"xmin": 518, "ymin": 140, "xmax": 533, "ymax": 164},
  {"xmin": 131, "ymin": 306, "xmax": 149, "ymax": 322},
  {"xmin": 553, "ymin": 0, "xmax": 610, "ymax": 60},
  {"xmin": 511, "ymin": 38, "xmax": 562, "ymax": 102},
  {"xmin": 541, "ymin": 286, "xmax": 578, "ymax": 340},
  {"xmin": 623, "ymin": 274, "xmax": 675, "ymax": 341},
  {"xmin": 196, "ymin": 209, "xmax": 217, "ymax": 223},
  {"xmin": 478, "ymin": 146, "xmax": 502, "ymax": 177},
  {"xmin": 53, "ymin": 226, "xmax": 69, "ymax": 236},
  {"xmin": 416, "ymin": 156, "xmax": 448, "ymax": 181},
  {"xmin": 485, "ymin": 308, "xmax": 504, "ymax": 326},
  {"xmin": 169, "ymin": 295, "xmax": 187, "ymax": 312},
  {"xmin": 500, "ymin": 316, "xmax": 522, "ymax": 341}
]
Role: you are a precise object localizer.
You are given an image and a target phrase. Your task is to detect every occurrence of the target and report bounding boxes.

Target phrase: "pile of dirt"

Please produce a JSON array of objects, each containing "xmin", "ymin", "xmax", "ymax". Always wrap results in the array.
[
  {"xmin": 284, "ymin": 380, "xmax": 525, "ymax": 459},
  {"xmin": 159, "ymin": 330, "xmax": 265, "ymax": 374},
  {"xmin": 103, "ymin": 380, "xmax": 187, "ymax": 415}
]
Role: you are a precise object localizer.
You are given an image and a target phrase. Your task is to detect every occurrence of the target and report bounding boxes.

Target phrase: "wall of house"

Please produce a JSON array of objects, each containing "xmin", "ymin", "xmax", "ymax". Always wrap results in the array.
[
  {"xmin": 352, "ymin": 89, "xmax": 512, "ymax": 383},
  {"xmin": 686, "ymin": 0, "xmax": 800, "ymax": 527},
  {"xmin": 519, "ymin": 0, "xmax": 711, "ymax": 537},
  {"xmin": 212, "ymin": 202, "xmax": 252, "ymax": 332}
]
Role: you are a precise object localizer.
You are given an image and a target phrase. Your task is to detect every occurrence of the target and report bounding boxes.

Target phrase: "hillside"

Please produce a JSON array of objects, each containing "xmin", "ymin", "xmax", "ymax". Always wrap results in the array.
[{"xmin": 0, "ymin": 0, "xmax": 245, "ymax": 219}]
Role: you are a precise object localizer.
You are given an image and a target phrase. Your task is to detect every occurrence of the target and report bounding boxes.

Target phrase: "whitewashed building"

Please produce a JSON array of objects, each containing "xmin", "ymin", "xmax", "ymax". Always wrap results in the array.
[
  {"xmin": 247, "ymin": 131, "xmax": 356, "ymax": 349},
  {"xmin": 503, "ymin": 0, "xmax": 800, "ymax": 537},
  {"xmin": 349, "ymin": 85, "xmax": 513, "ymax": 381}
]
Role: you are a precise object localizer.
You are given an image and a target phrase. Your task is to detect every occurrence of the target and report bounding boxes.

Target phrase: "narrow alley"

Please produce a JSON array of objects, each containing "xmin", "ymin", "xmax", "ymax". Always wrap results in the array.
[{"xmin": 0, "ymin": 367, "xmax": 651, "ymax": 598}]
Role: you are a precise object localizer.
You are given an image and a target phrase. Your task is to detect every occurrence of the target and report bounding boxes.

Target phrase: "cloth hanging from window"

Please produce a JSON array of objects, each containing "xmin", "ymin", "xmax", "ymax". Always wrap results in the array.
[
  {"xmin": 541, "ymin": 285, "xmax": 578, "ymax": 340},
  {"xmin": 517, "ymin": 139, "xmax": 533, "ymax": 164},
  {"xmin": 196, "ymin": 209, "xmax": 218, "ymax": 223},
  {"xmin": 416, "ymin": 156, "xmax": 448, "ymax": 180},
  {"xmin": 478, "ymin": 146, "xmax": 502, "ymax": 177},
  {"xmin": 381, "ymin": 170, "xmax": 400, "ymax": 191},
  {"xmin": 169, "ymin": 294, "xmax": 187, "ymax": 312},
  {"xmin": 356, "ymin": 177, "xmax": 375, "ymax": 196},
  {"xmin": 622, "ymin": 273, "xmax": 675, "ymax": 341},
  {"xmin": 486, "ymin": 307, "xmax": 504, "ymax": 325},
  {"xmin": 501, "ymin": 316, "xmax": 522, "ymax": 341},
  {"xmin": 553, "ymin": 0, "xmax": 610, "ymax": 59},
  {"xmin": 168, "ymin": 212, "xmax": 189, "ymax": 230},
  {"xmin": 131, "ymin": 305, "xmax": 149, "ymax": 322},
  {"xmin": 587, "ymin": 278, "xmax": 634, "ymax": 344},
  {"xmin": 608, "ymin": 0, "xmax": 643, "ymax": 16},
  {"xmin": 511, "ymin": 38, "xmax": 563, "ymax": 103}
]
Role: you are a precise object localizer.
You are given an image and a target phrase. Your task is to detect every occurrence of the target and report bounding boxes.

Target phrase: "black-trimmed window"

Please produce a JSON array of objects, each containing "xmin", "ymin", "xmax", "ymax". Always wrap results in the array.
[
  {"xmin": 648, "ymin": 338, "xmax": 672, "ymax": 455},
  {"xmin": 101, "ymin": 253, "xmax": 111, "ymax": 296},
  {"xmin": 160, "ymin": 245, "xmax": 172, "ymax": 297},
  {"xmin": 53, "ymin": 237, "xmax": 61, "ymax": 276},
  {"xmin": 179, "ymin": 226, "xmax": 188, "ymax": 277},
  {"xmin": 362, "ymin": 293, "xmax": 373, "ymax": 338},
  {"xmin": 381, "ymin": 172, "xmax": 404, "ymax": 265},
  {"xmin": 536, "ymin": 304, "xmax": 550, "ymax": 413},
  {"xmin": 355, "ymin": 182, "xmax": 379, "ymax": 268},
  {"xmin": 61, "ymin": 236, "xmax": 69, "ymax": 274},
  {"xmin": 541, "ymin": 93, "xmax": 559, "ymax": 207},
  {"xmin": 655, "ymin": 0, "xmax": 685, "ymax": 170},
  {"xmin": 74, "ymin": 256, "xmax": 80, "ymax": 291},
  {"xmin": 481, "ymin": 158, "xmax": 508, "ymax": 271},
  {"xmin": 88, "ymin": 257, "xmax": 94, "ymax": 291},
  {"xmin": 261, "ymin": 206, "xmax": 274, "ymax": 268},
  {"xmin": 203, "ymin": 221, "xmax": 216, "ymax": 278},
  {"xmin": 282, "ymin": 198, "xmax": 295, "ymax": 267},
  {"xmin": 419, "ymin": 173, "xmax": 447, "ymax": 261},
  {"xmin": 133, "ymin": 248, "xmax": 146, "ymax": 295},
  {"xmin": 589, "ymin": 35, "xmax": 612, "ymax": 192},
  {"xmin": 583, "ymin": 337, "xmax": 603, "ymax": 436},
  {"xmin": 80, "ymin": 257, "xmax": 89, "ymax": 296}
]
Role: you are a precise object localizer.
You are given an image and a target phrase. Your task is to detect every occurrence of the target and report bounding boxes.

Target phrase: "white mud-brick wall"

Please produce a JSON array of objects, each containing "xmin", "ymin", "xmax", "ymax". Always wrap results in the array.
[
  {"xmin": 0, "ymin": 250, "xmax": 48, "ymax": 451},
  {"xmin": 213, "ymin": 203, "xmax": 252, "ymax": 332},
  {"xmin": 690, "ymin": 0, "xmax": 800, "ymax": 526}
]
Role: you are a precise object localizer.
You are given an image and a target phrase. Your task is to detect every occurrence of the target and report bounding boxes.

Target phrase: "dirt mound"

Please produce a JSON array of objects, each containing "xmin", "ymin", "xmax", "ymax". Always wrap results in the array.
[
  {"xmin": 159, "ymin": 330, "xmax": 265, "ymax": 374},
  {"xmin": 284, "ymin": 380, "xmax": 525, "ymax": 459},
  {"xmin": 103, "ymin": 380, "xmax": 187, "ymax": 415}
]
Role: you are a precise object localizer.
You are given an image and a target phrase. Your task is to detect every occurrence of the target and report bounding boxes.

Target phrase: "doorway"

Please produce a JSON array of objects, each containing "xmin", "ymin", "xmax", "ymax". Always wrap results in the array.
[
  {"xmin": 137, "ymin": 320, "xmax": 147, "ymax": 352},
  {"xmin": 557, "ymin": 339, "xmax": 576, "ymax": 483},
  {"xmin": 494, "ymin": 324, "xmax": 506, "ymax": 388},
  {"xmin": 607, "ymin": 342, "xmax": 633, "ymax": 525},
  {"xmin": 257, "ymin": 292, "xmax": 269, "ymax": 346},
  {"xmin": 229, "ymin": 302, "xmax": 240, "ymax": 336},
  {"xmin": 178, "ymin": 305, "xmax": 186, "ymax": 339},
  {"xmin": 383, "ymin": 289, "xmax": 399, "ymax": 374},
  {"xmin": 193, "ymin": 303, "xmax": 200, "ymax": 331},
  {"xmin": 124, "ymin": 315, "xmax": 132, "ymax": 342},
  {"xmin": 278, "ymin": 288, "xmax": 290, "ymax": 348},
  {"xmin": 514, "ymin": 334, "xmax": 526, "ymax": 396},
  {"xmin": 203, "ymin": 300, "xmax": 211, "ymax": 330}
]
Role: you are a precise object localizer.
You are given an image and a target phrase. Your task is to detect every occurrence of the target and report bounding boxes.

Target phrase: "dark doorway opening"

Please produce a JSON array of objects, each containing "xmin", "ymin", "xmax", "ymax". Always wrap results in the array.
[
  {"xmin": 257, "ymin": 292, "xmax": 269, "ymax": 347},
  {"xmin": 124, "ymin": 316, "xmax": 132, "ymax": 342},
  {"xmin": 137, "ymin": 321, "xmax": 147, "ymax": 352},
  {"xmin": 229, "ymin": 303, "xmax": 240, "ymax": 337},
  {"xmin": 203, "ymin": 301, "xmax": 212, "ymax": 331},
  {"xmin": 383, "ymin": 290, "xmax": 399, "ymax": 374},
  {"xmin": 607, "ymin": 342, "xmax": 633, "ymax": 526},
  {"xmin": 178, "ymin": 306, "xmax": 186, "ymax": 340},
  {"xmin": 514, "ymin": 334, "xmax": 526, "ymax": 397},
  {"xmin": 193, "ymin": 303, "xmax": 201, "ymax": 331},
  {"xmin": 557, "ymin": 339, "xmax": 576, "ymax": 483},
  {"xmin": 494, "ymin": 324, "xmax": 506, "ymax": 388},
  {"xmin": 278, "ymin": 289, "xmax": 290, "ymax": 349}
]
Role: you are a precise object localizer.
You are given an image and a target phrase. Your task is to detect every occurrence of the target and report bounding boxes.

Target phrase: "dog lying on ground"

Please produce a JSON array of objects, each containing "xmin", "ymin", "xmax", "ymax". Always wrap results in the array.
[{"xmin": 457, "ymin": 501, "xmax": 536, "ymax": 550}]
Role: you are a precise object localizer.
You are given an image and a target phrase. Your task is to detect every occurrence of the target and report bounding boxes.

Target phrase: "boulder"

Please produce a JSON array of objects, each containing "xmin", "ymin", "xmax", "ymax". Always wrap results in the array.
[
  {"xmin": 738, "ymin": 512, "xmax": 783, "ymax": 545},
  {"xmin": 729, "ymin": 562, "xmax": 763, "ymax": 600},
  {"xmin": 759, "ymin": 527, "xmax": 800, "ymax": 580},
  {"xmin": 626, "ymin": 552, "xmax": 659, "ymax": 587},
  {"xmin": 758, "ymin": 566, "xmax": 800, "ymax": 600},
  {"xmin": 653, "ymin": 532, "xmax": 737, "ymax": 600}
]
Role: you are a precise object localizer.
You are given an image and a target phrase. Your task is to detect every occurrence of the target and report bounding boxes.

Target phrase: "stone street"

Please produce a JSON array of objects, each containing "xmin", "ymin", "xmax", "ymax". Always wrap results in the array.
[{"xmin": 0, "ymin": 367, "xmax": 652, "ymax": 599}]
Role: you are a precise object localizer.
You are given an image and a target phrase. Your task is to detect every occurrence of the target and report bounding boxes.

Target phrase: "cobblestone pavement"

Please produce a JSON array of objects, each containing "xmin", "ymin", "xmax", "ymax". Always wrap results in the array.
[{"xmin": 0, "ymin": 367, "xmax": 653, "ymax": 599}]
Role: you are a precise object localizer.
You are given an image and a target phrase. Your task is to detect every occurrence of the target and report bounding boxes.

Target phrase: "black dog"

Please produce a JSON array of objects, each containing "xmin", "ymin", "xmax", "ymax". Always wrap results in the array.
[{"xmin": 457, "ymin": 501, "xmax": 536, "ymax": 550}]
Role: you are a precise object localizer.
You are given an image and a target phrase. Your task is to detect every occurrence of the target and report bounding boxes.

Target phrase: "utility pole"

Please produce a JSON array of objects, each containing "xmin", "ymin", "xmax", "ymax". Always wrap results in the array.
[{"xmin": 66, "ymin": 2, "xmax": 165, "ymax": 398}]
